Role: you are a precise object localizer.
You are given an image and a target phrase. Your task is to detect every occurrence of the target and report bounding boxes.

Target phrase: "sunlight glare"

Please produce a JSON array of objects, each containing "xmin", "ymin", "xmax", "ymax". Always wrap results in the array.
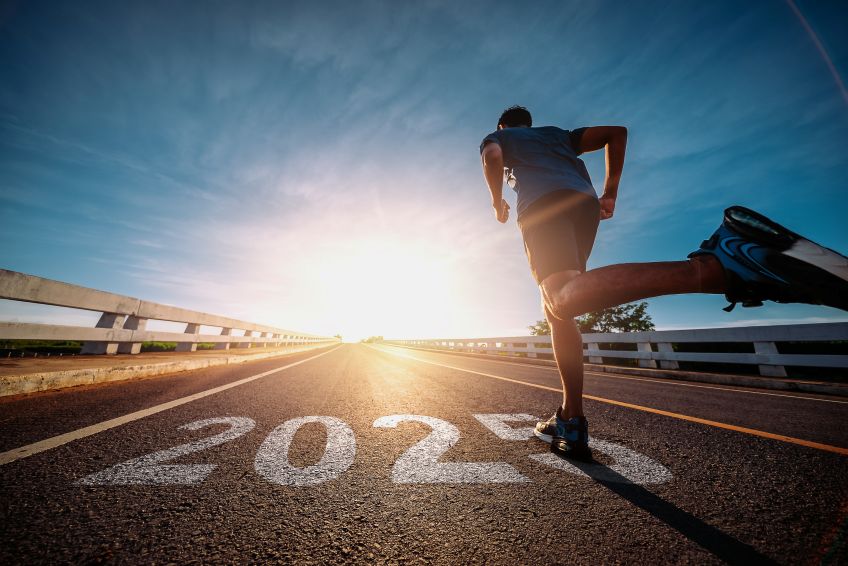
[{"xmin": 309, "ymin": 239, "xmax": 462, "ymax": 342}]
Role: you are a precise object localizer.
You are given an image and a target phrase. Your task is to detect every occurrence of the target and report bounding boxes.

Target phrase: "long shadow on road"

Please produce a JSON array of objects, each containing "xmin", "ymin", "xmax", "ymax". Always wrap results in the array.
[{"xmin": 566, "ymin": 457, "xmax": 776, "ymax": 565}]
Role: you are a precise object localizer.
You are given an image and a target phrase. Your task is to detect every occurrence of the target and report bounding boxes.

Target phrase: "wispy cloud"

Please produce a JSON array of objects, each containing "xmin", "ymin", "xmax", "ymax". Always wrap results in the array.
[{"xmin": 1, "ymin": 0, "xmax": 846, "ymax": 338}]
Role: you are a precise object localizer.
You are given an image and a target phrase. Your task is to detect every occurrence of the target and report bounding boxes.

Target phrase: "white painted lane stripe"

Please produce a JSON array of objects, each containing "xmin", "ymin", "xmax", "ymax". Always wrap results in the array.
[
  {"xmin": 0, "ymin": 346, "xmax": 341, "ymax": 467},
  {"xmin": 379, "ymin": 345, "xmax": 848, "ymax": 405}
]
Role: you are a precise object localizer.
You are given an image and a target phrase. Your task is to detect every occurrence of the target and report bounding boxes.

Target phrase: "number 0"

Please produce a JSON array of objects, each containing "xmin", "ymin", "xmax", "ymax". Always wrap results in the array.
[{"xmin": 254, "ymin": 416, "xmax": 356, "ymax": 486}]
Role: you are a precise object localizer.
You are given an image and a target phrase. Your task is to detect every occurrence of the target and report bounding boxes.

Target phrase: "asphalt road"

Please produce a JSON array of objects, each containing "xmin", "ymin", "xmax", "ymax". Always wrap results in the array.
[{"xmin": 1, "ymin": 343, "xmax": 846, "ymax": 564}]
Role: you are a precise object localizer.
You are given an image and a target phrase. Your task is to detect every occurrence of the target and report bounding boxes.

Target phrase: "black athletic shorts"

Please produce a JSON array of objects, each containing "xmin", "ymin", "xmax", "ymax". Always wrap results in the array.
[{"xmin": 517, "ymin": 190, "xmax": 601, "ymax": 285}]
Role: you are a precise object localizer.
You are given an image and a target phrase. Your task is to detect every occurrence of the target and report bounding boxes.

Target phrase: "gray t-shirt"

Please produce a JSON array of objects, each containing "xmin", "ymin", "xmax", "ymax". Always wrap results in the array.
[{"xmin": 480, "ymin": 126, "xmax": 596, "ymax": 218}]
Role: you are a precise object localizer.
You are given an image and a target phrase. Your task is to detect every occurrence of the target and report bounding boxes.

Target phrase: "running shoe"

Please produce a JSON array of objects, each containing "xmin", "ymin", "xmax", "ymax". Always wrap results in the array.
[
  {"xmin": 535, "ymin": 410, "xmax": 592, "ymax": 460},
  {"xmin": 534, "ymin": 407, "xmax": 565, "ymax": 443},
  {"xmin": 689, "ymin": 206, "xmax": 848, "ymax": 312}
]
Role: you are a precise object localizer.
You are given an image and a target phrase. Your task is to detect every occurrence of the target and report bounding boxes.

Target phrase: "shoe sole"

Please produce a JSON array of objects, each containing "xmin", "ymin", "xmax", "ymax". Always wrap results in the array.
[
  {"xmin": 550, "ymin": 440, "xmax": 592, "ymax": 462},
  {"xmin": 725, "ymin": 206, "xmax": 797, "ymax": 249},
  {"xmin": 534, "ymin": 429, "xmax": 553, "ymax": 444}
]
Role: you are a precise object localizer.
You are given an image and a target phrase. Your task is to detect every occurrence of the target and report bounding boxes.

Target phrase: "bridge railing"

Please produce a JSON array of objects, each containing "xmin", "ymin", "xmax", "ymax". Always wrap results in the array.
[
  {"xmin": 0, "ymin": 269, "xmax": 339, "ymax": 354},
  {"xmin": 386, "ymin": 323, "xmax": 848, "ymax": 378}
]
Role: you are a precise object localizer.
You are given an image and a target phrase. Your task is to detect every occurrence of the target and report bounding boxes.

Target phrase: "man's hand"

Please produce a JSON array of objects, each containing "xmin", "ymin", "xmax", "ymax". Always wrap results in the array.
[
  {"xmin": 599, "ymin": 195, "xmax": 616, "ymax": 220},
  {"xmin": 576, "ymin": 126, "xmax": 626, "ymax": 222},
  {"xmin": 493, "ymin": 198, "xmax": 510, "ymax": 223}
]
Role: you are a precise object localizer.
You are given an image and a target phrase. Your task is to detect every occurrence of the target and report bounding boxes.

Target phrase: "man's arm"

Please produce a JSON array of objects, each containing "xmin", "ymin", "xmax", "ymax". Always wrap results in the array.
[
  {"xmin": 575, "ymin": 126, "xmax": 627, "ymax": 220},
  {"xmin": 481, "ymin": 142, "xmax": 510, "ymax": 223}
]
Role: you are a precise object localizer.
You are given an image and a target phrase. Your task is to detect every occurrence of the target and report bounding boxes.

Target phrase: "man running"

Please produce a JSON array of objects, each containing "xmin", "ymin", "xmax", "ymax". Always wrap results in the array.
[{"xmin": 480, "ymin": 105, "xmax": 848, "ymax": 460}]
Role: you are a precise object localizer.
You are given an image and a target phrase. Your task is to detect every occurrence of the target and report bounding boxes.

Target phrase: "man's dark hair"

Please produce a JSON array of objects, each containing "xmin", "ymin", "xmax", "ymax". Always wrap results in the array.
[{"xmin": 498, "ymin": 105, "xmax": 532, "ymax": 128}]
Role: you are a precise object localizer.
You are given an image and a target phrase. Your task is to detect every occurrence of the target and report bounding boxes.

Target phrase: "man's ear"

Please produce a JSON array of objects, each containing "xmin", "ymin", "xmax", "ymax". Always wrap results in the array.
[{"xmin": 497, "ymin": 124, "xmax": 504, "ymax": 130}]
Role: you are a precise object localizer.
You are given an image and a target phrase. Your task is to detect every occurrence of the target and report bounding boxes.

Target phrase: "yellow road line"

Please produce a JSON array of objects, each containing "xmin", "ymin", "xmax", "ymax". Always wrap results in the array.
[
  {"xmin": 373, "ymin": 345, "xmax": 848, "ymax": 457},
  {"xmin": 0, "ymin": 346, "xmax": 342, "ymax": 467},
  {"xmin": 584, "ymin": 371, "xmax": 848, "ymax": 404},
  {"xmin": 390, "ymin": 345, "xmax": 848, "ymax": 404}
]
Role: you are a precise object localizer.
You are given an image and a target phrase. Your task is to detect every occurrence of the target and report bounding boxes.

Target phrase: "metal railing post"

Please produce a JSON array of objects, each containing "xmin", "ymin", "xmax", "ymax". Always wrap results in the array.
[
  {"xmin": 175, "ymin": 323, "xmax": 199, "ymax": 352},
  {"xmin": 586, "ymin": 342, "xmax": 603, "ymax": 364},
  {"xmin": 637, "ymin": 342, "xmax": 657, "ymax": 368},
  {"xmin": 754, "ymin": 341, "xmax": 787, "ymax": 377},
  {"xmin": 214, "ymin": 327, "xmax": 232, "ymax": 350},
  {"xmin": 239, "ymin": 330, "xmax": 253, "ymax": 349},
  {"xmin": 81, "ymin": 313, "xmax": 126, "ymax": 355},
  {"xmin": 118, "ymin": 316, "xmax": 147, "ymax": 354},
  {"xmin": 657, "ymin": 342, "xmax": 679, "ymax": 370}
]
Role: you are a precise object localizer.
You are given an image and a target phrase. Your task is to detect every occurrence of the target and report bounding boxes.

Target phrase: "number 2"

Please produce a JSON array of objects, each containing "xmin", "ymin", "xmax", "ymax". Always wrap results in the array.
[
  {"xmin": 77, "ymin": 417, "xmax": 255, "ymax": 485},
  {"xmin": 373, "ymin": 414, "xmax": 529, "ymax": 484}
]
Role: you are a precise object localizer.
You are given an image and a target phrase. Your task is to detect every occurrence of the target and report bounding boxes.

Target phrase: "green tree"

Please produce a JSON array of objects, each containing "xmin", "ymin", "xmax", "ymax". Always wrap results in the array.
[
  {"xmin": 528, "ymin": 319, "xmax": 551, "ymax": 336},
  {"xmin": 529, "ymin": 301, "xmax": 655, "ymax": 335},
  {"xmin": 575, "ymin": 301, "xmax": 654, "ymax": 333}
]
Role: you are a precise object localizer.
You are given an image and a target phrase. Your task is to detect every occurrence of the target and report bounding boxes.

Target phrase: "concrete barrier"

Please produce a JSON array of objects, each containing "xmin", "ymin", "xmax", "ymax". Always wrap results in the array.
[
  {"xmin": 0, "ymin": 269, "xmax": 339, "ymax": 354},
  {"xmin": 387, "ymin": 322, "xmax": 848, "ymax": 379}
]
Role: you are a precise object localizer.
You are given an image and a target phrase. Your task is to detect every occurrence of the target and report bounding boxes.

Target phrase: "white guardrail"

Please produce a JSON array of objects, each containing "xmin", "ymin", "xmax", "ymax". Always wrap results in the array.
[
  {"xmin": 387, "ymin": 323, "xmax": 848, "ymax": 378},
  {"xmin": 0, "ymin": 269, "xmax": 339, "ymax": 354}
]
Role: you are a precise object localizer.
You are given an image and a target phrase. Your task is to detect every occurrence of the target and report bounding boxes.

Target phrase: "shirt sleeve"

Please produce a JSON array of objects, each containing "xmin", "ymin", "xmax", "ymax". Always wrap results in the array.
[
  {"xmin": 479, "ymin": 131, "xmax": 501, "ymax": 154},
  {"xmin": 568, "ymin": 127, "xmax": 587, "ymax": 155}
]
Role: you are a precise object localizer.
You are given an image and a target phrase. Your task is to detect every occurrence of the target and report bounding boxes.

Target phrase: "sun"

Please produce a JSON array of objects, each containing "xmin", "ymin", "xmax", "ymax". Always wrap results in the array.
[{"xmin": 308, "ymin": 239, "xmax": 462, "ymax": 342}]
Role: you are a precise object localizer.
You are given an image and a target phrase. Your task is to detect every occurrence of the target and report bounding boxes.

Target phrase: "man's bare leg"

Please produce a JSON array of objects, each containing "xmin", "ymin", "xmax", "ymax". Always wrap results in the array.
[
  {"xmin": 544, "ymin": 303, "xmax": 584, "ymax": 419},
  {"xmin": 542, "ymin": 255, "xmax": 726, "ymax": 321},
  {"xmin": 539, "ymin": 255, "xmax": 725, "ymax": 421}
]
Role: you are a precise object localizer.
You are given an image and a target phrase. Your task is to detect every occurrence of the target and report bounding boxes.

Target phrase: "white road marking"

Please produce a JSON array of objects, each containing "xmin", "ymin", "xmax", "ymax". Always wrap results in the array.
[
  {"xmin": 78, "ymin": 417, "xmax": 255, "ymax": 485},
  {"xmin": 0, "ymin": 346, "xmax": 341, "ymax": 467},
  {"xmin": 474, "ymin": 413, "xmax": 673, "ymax": 485},
  {"xmin": 255, "ymin": 416, "xmax": 356, "ymax": 486},
  {"xmin": 373, "ymin": 414, "xmax": 530, "ymax": 484},
  {"xmin": 530, "ymin": 440, "xmax": 673, "ymax": 485},
  {"xmin": 376, "ymin": 345, "xmax": 848, "ymax": 404},
  {"xmin": 472, "ymin": 413, "xmax": 538, "ymax": 441},
  {"xmin": 73, "ymin": 411, "xmax": 671, "ymax": 487}
]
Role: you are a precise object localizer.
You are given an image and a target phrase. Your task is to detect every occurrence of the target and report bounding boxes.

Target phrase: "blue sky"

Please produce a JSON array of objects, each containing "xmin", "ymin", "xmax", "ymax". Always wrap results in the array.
[{"xmin": 1, "ymin": 0, "xmax": 847, "ymax": 340}]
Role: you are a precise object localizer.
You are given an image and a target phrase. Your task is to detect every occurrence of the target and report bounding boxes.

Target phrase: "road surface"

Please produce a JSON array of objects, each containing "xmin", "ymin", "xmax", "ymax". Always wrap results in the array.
[{"xmin": 1, "ymin": 343, "xmax": 846, "ymax": 564}]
